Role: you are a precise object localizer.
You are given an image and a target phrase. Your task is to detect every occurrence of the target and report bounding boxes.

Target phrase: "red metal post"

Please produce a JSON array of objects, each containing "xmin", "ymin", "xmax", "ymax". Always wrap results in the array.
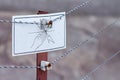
[{"xmin": 36, "ymin": 11, "xmax": 48, "ymax": 80}]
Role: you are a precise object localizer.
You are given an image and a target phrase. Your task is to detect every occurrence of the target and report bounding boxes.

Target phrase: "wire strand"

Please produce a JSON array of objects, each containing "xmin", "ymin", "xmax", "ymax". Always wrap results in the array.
[
  {"xmin": 66, "ymin": 0, "xmax": 92, "ymax": 15},
  {"xmin": 0, "ymin": 19, "xmax": 39, "ymax": 25},
  {"xmin": 51, "ymin": 18, "xmax": 120, "ymax": 65},
  {"xmin": 52, "ymin": 0, "xmax": 92, "ymax": 22},
  {"xmin": 0, "ymin": 0, "xmax": 119, "ymax": 71},
  {"xmin": 0, "ymin": 0, "xmax": 91, "ymax": 24},
  {"xmin": 0, "ymin": 66, "xmax": 40, "ymax": 69},
  {"xmin": 80, "ymin": 49, "xmax": 120, "ymax": 80},
  {"xmin": 0, "ymin": 0, "xmax": 92, "ymax": 69}
]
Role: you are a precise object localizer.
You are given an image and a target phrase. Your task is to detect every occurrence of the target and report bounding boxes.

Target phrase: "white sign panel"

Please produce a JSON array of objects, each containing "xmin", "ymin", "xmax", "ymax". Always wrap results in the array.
[{"xmin": 12, "ymin": 12, "xmax": 66, "ymax": 56}]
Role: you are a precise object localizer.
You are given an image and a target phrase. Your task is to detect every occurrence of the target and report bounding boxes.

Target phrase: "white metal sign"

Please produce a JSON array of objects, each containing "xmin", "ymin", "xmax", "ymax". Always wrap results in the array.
[{"xmin": 12, "ymin": 12, "xmax": 66, "ymax": 56}]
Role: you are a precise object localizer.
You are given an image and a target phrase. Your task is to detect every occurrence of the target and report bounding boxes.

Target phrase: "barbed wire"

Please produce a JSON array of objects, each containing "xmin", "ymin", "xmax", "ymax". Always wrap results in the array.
[
  {"xmin": 0, "ymin": 66, "xmax": 40, "ymax": 69},
  {"xmin": 0, "ymin": 19, "xmax": 39, "ymax": 24},
  {"xmin": 0, "ymin": 17, "xmax": 119, "ymax": 69},
  {"xmin": 0, "ymin": 0, "xmax": 119, "ymax": 75},
  {"xmin": 80, "ymin": 49, "xmax": 120, "ymax": 80},
  {"xmin": 52, "ymin": 0, "xmax": 92, "ymax": 22},
  {"xmin": 0, "ymin": 0, "xmax": 93, "ymax": 69},
  {"xmin": 66, "ymin": 0, "xmax": 91, "ymax": 15},
  {"xmin": 51, "ymin": 17, "xmax": 120, "ymax": 65},
  {"xmin": 0, "ymin": 0, "xmax": 92, "ymax": 24}
]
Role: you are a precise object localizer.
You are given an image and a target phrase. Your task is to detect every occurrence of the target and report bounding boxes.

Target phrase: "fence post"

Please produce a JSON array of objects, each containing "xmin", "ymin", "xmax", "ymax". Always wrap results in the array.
[{"xmin": 36, "ymin": 11, "xmax": 48, "ymax": 80}]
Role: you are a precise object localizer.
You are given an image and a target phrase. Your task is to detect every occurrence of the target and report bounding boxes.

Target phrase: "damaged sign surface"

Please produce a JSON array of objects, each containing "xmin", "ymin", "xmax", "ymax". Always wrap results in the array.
[{"xmin": 12, "ymin": 12, "xmax": 66, "ymax": 56}]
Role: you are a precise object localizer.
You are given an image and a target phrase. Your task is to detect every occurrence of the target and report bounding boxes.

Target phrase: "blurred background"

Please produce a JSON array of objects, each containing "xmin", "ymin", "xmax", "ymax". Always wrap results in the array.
[{"xmin": 0, "ymin": 0, "xmax": 120, "ymax": 80}]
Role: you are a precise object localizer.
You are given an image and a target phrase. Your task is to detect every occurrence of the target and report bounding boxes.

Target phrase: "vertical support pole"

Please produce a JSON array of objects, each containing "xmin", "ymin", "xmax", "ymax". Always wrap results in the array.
[
  {"xmin": 37, "ymin": 52, "xmax": 48, "ymax": 80},
  {"xmin": 36, "ymin": 11, "xmax": 48, "ymax": 80}
]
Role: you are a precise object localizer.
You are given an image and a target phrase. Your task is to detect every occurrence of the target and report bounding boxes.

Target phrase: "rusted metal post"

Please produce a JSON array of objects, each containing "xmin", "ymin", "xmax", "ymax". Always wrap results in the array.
[{"xmin": 36, "ymin": 11, "xmax": 48, "ymax": 80}]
